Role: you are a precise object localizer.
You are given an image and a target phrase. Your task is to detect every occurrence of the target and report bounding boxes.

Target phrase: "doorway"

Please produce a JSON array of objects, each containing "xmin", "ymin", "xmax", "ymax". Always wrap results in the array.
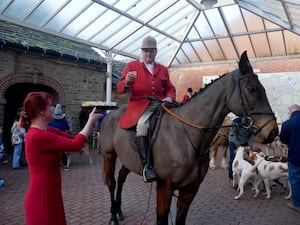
[{"xmin": 3, "ymin": 83, "xmax": 58, "ymax": 154}]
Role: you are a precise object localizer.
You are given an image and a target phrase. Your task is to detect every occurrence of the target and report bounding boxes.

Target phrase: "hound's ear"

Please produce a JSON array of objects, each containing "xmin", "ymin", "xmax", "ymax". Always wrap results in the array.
[{"xmin": 239, "ymin": 51, "xmax": 253, "ymax": 75}]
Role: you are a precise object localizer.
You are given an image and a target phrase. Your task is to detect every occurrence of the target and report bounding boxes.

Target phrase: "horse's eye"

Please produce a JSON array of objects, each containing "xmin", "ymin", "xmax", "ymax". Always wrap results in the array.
[{"xmin": 248, "ymin": 87, "xmax": 256, "ymax": 93}]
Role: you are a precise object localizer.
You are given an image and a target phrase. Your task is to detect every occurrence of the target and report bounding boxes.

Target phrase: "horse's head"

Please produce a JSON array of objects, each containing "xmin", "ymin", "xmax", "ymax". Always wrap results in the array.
[{"xmin": 228, "ymin": 51, "xmax": 278, "ymax": 144}]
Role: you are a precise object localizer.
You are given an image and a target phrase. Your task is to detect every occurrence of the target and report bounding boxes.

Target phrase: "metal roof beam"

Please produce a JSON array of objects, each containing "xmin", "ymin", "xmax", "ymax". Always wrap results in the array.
[
  {"xmin": 92, "ymin": 0, "xmax": 180, "ymax": 42},
  {"xmin": 167, "ymin": 10, "xmax": 201, "ymax": 67},
  {"xmin": 0, "ymin": 15, "xmax": 137, "ymax": 60},
  {"xmin": 218, "ymin": 7, "xmax": 234, "ymax": 60},
  {"xmin": 87, "ymin": 0, "xmax": 143, "ymax": 43},
  {"xmin": 22, "ymin": 0, "xmax": 44, "ymax": 21},
  {"xmin": 239, "ymin": 6, "xmax": 256, "ymax": 58},
  {"xmin": 41, "ymin": 0, "xmax": 72, "ymax": 27},
  {"xmin": 0, "ymin": 0, "xmax": 14, "ymax": 14},
  {"xmin": 185, "ymin": 27, "xmax": 285, "ymax": 42},
  {"xmin": 106, "ymin": 0, "xmax": 177, "ymax": 51},
  {"xmin": 282, "ymin": 1, "xmax": 293, "ymax": 30},
  {"xmin": 186, "ymin": 0, "xmax": 205, "ymax": 10},
  {"xmin": 238, "ymin": 0, "xmax": 300, "ymax": 35},
  {"xmin": 59, "ymin": 1, "xmax": 94, "ymax": 32}
]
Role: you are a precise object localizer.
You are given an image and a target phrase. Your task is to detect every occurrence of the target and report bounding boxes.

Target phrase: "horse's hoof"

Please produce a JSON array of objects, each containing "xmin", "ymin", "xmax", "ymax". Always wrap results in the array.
[
  {"xmin": 117, "ymin": 213, "xmax": 124, "ymax": 221},
  {"xmin": 109, "ymin": 219, "xmax": 119, "ymax": 225},
  {"xmin": 209, "ymin": 163, "xmax": 216, "ymax": 170},
  {"xmin": 209, "ymin": 159, "xmax": 216, "ymax": 169},
  {"xmin": 221, "ymin": 158, "xmax": 228, "ymax": 169}
]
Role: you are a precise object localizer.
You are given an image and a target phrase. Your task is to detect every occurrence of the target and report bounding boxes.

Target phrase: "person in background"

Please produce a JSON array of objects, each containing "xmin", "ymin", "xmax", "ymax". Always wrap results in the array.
[
  {"xmin": 97, "ymin": 110, "xmax": 107, "ymax": 130},
  {"xmin": 0, "ymin": 126, "xmax": 6, "ymax": 187},
  {"xmin": 182, "ymin": 87, "xmax": 193, "ymax": 103},
  {"xmin": 11, "ymin": 110, "xmax": 27, "ymax": 169},
  {"xmin": 228, "ymin": 116, "xmax": 254, "ymax": 182},
  {"xmin": 117, "ymin": 35, "xmax": 176, "ymax": 182},
  {"xmin": 48, "ymin": 104, "xmax": 71, "ymax": 170},
  {"xmin": 0, "ymin": 126, "xmax": 8, "ymax": 163},
  {"xmin": 22, "ymin": 91, "xmax": 103, "ymax": 225},
  {"xmin": 279, "ymin": 104, "xmax": 300, "ymax": 213}
]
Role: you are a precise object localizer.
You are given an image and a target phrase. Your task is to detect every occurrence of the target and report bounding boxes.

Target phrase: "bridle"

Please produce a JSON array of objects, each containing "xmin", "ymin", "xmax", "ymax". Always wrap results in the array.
[{"xmin": 234, "ymin": 71, "xmax": 276, "ymax": 136}]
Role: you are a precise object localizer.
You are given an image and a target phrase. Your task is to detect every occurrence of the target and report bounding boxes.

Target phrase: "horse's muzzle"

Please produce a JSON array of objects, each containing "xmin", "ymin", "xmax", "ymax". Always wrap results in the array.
[{"xmin": 266, "ymin": 128, "xmax": 278, "ymax": 144}]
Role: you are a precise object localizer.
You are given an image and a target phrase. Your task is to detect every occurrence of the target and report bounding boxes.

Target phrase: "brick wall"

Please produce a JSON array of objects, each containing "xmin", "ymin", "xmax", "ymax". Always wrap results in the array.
[{"xmin": 0, "ymin": 49, "xmax": 127, "ymax": 133}]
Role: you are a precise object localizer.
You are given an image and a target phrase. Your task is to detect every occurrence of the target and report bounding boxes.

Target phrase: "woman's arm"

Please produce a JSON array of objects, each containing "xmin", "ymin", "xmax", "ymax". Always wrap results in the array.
[{"xmin": 79, "ymin": 107, "xmax": 104, "ymax": 138}]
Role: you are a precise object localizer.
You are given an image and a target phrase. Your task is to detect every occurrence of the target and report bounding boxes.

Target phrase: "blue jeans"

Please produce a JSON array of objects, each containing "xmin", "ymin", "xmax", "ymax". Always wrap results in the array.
[
  {"xmin": 12, "ymin": 143, "xmax": 22, "ymax": 168},
  {"xmin": 288, "ymin": 161, "xmax": 300, "ymax": 206},
  {"xmin": 228, "ymin": 142, "xmax": 237, "ymax": 180}
]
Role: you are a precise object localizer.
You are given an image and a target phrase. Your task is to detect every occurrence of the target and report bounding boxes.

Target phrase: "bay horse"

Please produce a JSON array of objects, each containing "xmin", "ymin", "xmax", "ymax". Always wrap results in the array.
[
  {"xmin": 99, "ymin": 51, "xmax": 278, "ymax": 225},
  {"xmin": 209, "ymin": 116, "xmax": 231, "ymax": 170}
]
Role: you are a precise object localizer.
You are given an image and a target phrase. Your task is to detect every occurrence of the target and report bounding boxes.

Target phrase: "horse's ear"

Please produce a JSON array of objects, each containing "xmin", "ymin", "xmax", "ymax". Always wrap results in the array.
[{"xmin": 239, "ymin": 50, "xmax": 253, "ymax": 75}]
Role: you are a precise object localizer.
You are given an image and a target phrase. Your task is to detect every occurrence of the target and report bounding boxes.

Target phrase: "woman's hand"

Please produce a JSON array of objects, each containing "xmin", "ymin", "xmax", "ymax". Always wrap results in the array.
[
  {"xmin": 89, "ymin": 107, "xmax": 104, "ymax": 123},
  {"xmin": 80, "ymin": 107, "xmax": 104, "ymax": 138}
]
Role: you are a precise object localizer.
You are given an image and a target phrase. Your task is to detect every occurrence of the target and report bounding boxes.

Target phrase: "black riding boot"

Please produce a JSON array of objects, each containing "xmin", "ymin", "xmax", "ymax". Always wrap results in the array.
[{"xmin": 135, "ymin": 136, "xmax": 157, "ymax": 182}]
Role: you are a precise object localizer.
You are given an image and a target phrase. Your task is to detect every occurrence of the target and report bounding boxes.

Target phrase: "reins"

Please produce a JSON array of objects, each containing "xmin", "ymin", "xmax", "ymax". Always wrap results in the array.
[
  {"xmin": 161, "ymin": 103, "xmax": 233, "ymax": 130},
  {"xmin": 161, "ymin": 103, "xmax": 203, "ymax": 129}
]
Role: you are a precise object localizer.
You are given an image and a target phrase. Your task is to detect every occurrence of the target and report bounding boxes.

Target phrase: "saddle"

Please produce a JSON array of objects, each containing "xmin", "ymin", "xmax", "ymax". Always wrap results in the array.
[
  {"xmin": 127, "ymin": 103, "xmax": 168, "ymax": 151},
  {"xmin": 148, "ymin": 106, "xmax": 164, "ymax": 146}
]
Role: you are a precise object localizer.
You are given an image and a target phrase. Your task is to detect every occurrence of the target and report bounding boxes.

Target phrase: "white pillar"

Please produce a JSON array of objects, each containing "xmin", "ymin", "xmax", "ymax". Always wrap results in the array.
[{"xmin": 106, "ymin": 51, "xmax": 112, "ymax": 103}]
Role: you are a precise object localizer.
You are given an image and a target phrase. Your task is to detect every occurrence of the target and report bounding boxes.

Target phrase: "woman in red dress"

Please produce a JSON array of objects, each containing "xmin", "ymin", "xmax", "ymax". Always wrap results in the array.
[{"xmin": 21, "ymin": 92, "xmax": 103, "ymax": 225}]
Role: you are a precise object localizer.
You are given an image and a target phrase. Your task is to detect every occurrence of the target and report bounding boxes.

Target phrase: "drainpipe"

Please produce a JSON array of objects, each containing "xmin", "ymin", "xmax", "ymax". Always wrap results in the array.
[{"xmin": 106, "ymin": 51, "xmax": 112, "ymax": 103}]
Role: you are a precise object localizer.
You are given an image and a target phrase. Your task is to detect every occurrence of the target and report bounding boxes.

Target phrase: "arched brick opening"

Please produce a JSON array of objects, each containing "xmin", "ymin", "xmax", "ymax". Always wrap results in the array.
[
  {"xmin": 0, "ymin": 73, "xmax": 65, "ymax": 153},
  {"xmin": 0, "ymin": 73, "xmax": 65, "ymax": 101}
]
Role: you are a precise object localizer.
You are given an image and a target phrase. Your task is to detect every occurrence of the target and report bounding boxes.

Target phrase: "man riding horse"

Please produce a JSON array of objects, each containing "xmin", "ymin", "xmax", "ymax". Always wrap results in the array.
[
  {"xmin": 101, "ymin": 50, "xmax": 278, "ymax": 225},
  {"xmin": 116, "ymin": 35, "xmax": 176, "ymax": 182}
]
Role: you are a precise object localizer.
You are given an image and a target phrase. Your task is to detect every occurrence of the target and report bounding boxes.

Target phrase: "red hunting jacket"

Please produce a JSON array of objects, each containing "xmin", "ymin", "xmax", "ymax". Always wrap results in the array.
[{"xmin": 117, "ymin": 60, "xmax": 176, "ymax": 129}]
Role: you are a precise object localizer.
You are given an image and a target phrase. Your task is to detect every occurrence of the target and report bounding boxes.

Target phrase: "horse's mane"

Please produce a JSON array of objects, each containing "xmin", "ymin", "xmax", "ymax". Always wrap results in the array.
[{"xmin": 178, "ymin": 71, "xmax": 233, "ymax": 106}]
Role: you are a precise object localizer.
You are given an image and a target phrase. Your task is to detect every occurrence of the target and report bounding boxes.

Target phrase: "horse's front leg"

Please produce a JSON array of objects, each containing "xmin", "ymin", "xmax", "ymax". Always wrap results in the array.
[
  {"xmin": 175, "ymin": 156, "xmax": 209, "ymax": 224},
  {"xmin": 103, "ymin": 153, "xmax": 119, "ymax": 225},
  {"xmin": 115, "ymin": 165, "xmax": 130, "ymax": 221},
  {"xmin": 156, "ymin": 180, "xmax": 173, "ymax": 225},
  {"xmin": 176, "ymin": 185, "xmax": 200, "ymax": 225},
  {"xmin": 176, "ymin": 191, "xmax": 198, "ymax": 225}
]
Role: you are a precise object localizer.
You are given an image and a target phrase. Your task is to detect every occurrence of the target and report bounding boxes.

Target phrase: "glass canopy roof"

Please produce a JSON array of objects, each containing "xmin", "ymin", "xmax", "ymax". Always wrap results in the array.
[{"xmin": 0, "ymin": 0, "xmax": 300, "ymax": 67}]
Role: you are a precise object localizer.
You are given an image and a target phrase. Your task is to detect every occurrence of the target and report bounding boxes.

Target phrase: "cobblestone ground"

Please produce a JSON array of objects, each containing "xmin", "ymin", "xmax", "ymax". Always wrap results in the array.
[{"xmin": 0, "ymin": 148, "xmax": 299, "ymax": 225}]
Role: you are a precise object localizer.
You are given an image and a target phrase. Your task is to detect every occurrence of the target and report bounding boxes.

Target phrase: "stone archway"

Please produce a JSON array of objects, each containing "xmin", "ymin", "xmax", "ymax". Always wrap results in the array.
[{"xmin": 0, "ymin": 73, "xmax": 65, "ymax": 153}]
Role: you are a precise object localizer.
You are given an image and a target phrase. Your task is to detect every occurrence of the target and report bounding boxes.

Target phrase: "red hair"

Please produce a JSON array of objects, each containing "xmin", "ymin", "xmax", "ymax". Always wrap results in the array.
[{"xmin": 23, "ymin": 92, "xmax": 53, "ymax": 123}]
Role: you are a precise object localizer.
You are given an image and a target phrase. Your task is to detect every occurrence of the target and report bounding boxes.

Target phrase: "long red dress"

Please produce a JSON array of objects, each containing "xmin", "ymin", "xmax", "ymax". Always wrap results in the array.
[{"xmin": 24, "ymin": 127, "xmax": 86, "ymax": 225}]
